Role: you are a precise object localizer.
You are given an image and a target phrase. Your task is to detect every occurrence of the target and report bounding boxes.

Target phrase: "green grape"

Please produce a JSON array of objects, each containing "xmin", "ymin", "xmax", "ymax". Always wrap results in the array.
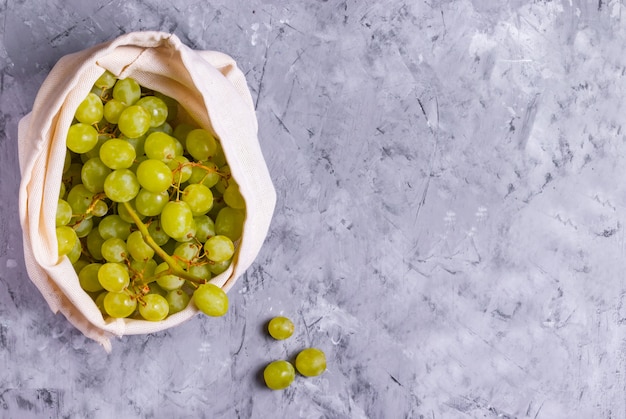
[
  {"xmin": 168, "ymin": 156, "xmax": 192, "ymax": 184},
  {"xmin": 146, "ymin": 121, "xmax": 174, "ymax": 136},
  {"xmin": 189, "ymin": 263, "xmax": 211, "ymax": 280},
  {"xmin": 103, "ymin": 98, "xmax": 126, "ymax": 124},
  {"xmin": 209, "ymin": 259, "xmax": 231, "ymax": 275},
  {"xmin": 101, "ymin": 237, "xmax": 128, "ymax": 263},
  {"xmin": 193, "ymin": 283, "xmax": 228, "ymax": 317},
  {"xmin": 67, "ymin": 123, "xmax": 99, "ymax": 154},
  {"xmin": 63, "ymin": 162, "xmax": 83, "ymax": 189},
  {"xmin": 104, "ymin": 169, "xmax": 140, "ymax": 202},
  {"xmin": 116, "ymin": 199, "xmax": 144, "ymax": 224},
  {"xmin": 268, "ymin": 316, "xmax": 295, "ymax": 340},
  {"xmin": 136, "ymin": 96, "xmax": 168, "ymax": 127},
  {"xmin": 56, "ymin": 199, "xmax": 73, "ymax": 227},
  {"xmin": 147, "ymin": 220, "xmax": 170, "ymax": 246},
  {"xmin": 74, "ymin": 92, "xmax": 104, "ymax": 125},
  {"xmin": 63, "ymin": 152, "xmax": 72, "ymax": 173},
  {"xmin": 135, "ymin": 188, "xmax": 169, "ymax": 216},
  {"xmin": 59, "ymin": 181, "xmax": 67, "ymax": 199},
  {"xmin": 136, "ymin": 159, "xmax": 173, "ymax": 193},
  {"xmin": 56, "ymin": 225, "xmax": 78, "ymax": 256},
  {"xmin": 173, "ymin": 122, "xmax": 194, "ymax": 145},
  {"xmin": 295, "ymin": 348, "xmax": 327, "ymax": 377},
  {"xmin": 204, "ymin": 235, "xmax": 234, "ymax": 263},
  {"xmin": 144, "ymin": 132, "xmax": 178, "ymax": 162},
  {"xmin": 118, "ymin": 105, "xmax": 151, "ymax": 138},
  {"xmin": 146, "ymin": 281, "xmax": 167, "ymax": 297},
  {"xmin": 154, "ymin": 92, "xmax": 179, "ymax": 122},
  {"xmin": 98, "ymin": 214, "xmax": 132, "ymax": 240},
  {"xmin": 126, "ymin": 230, "xmax": 154, "ymax": 262},
  {"xmin": 112, "ymin": 78, "xmax": 141, "ymax": 105},
  {"xmin": 211, "ymin": 141, "xmax": 227, "ymax": 167},
  {"xmin": 160, "ymin": 201, "xmax": 194, "ymax": 240},
  {"xmin": 166, "ymin": 289, "xmax": 190, "ymax": 314},
  {"xmin": 86, "ymin": 229, "xmax": 105, "ymax": 261},
  {"xmin": 193, "ymin": 215, "xmax": 215, "ymax": 243},
  {"xmin": 139, "ymin": 293, "xmax": 169, "ymax": 321},
  {"xmin": 72, "ymin": 217, "xmax": 93, "ymax": 238},
  {"xmin": 130, "ymin": 259, "xmax": 157, "ymax": 283},
  {"xmin": 67, "ymin": 235, "xmax": 83, "ymax": 264},
  {"xmin": 103, "ymin": 291, "xmax": 137, "ymax": 318},
  {"xmin": 95, "ymin": 291, "xmax": 107, "ymax": 315},
  {"xmin": 98, "ymin": 262, "xmax": 130, "ymax": 292},
  {"xmin": 263, "ymin": 361, "xmax": 295, "ymax": 390},
  {"xmin": 186, "ymin": 129, "xmax": 217, "ymax": 161},
  {"xmin": 173, "ymin": 242, "xmax": 201, "ymax": 264},
  {"xmin": 81, "ymin": 157, "xmax": 111, "ymax": 193},
  {"xmin": 215, "ymin": 207, "xmax": 245, "ymax": 241},
  {"xmin": 188, "ymin": 161, "xmax": 221, "ymax": 188},
  {"xmin": 82, "ymin": 135, "xmax": 108, "ymax": 161},
  {"xmin": 67, "ymin": 184, "xmax": 95, "ymax": 216},
  {"xmin": 92, "ymin": 200, "xmax": 109, "ymax": 217},
  {"xmin": 99, "ymin": 138, "xmax": 136, "ymax": 169},
  {"xmin": 72, "ymin": 258, "xmax": 90, "ymax": 276},
  {"xmin": 181, "ymin": 184, "xmax": 213, "ymax": 216},
  {"xmin": 223, "ymin": 183, "xmax": 245, "ymax": 209},
  {"xmin": 154, "ymin": 262, "xmax": 184, "ymax": 290},
  {"xmin": 78, "ymin": 263, "xmax": 104, "ymax": 293},
  {"xmin": 94, "ymin": 70, "xmax": 117, "ymax": 89},
  {"xmin": 123, "ymin": 134, "xmax": 147, "ymax": 156},
  {"xmin": 214, "ymin": 165, "xmax": 231, "ymax": 194}
]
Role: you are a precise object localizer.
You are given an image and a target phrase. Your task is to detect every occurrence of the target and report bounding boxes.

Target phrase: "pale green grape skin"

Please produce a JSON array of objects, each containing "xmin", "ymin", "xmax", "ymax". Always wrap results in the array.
[
  {"xmin": 215, "ymin": 207, "xmax": 245, "ymax": 242},
  {"xmin": 168, "ymin": 156, "xmax": 192, "ymax": 184},
  {"xmin": 193, "ymin": 283, "xmax": 228, "ymax": 317},
  {"xmin": 144, "ymin": 132, "xmax": 178, "ymax": 162},
  {"xmin": 268, "ymin": 316, "xmax": 295, "ymax": 340},
  {"xmin": 98, "ymin": 262, "xmax": 130, "ymax": 292},
  {"xmin": 136, "ymin": 159, "xmax": 173, "ymax": 193},
  {"xmin": 136, "ymin": 96, "xmax": 168, "ymax": 127},
  {"xmin": 263, "ymin": 361, "xmax": 295, "ymax": 390},
  {"xmin": 98, "ymin": 214, "xmax": 132, "ymax": 240},
  {"xmin": 118, "ymin": 105, "xmax": 151, "ymax": 138},
  {"xmin": 295, "ymin": 348, "xmax": 327, "ymax": 377},
  {"xmin": 67, "ymin": 184, "xmax": 95, "ymax": 216},
  {"xmin": 160, "ymin": 201, "xmax": 194, "ymax": 240},
  {"xmin": 212, "ymin": 141, "xmax": 227, "ymax": 167},
  {"xmin": 147, "ymin": 220, "xmax": 170, "ymax": 246},
  {"xmin": 181, "ymin": 183, "xmax": 213, "ymax": 216},
  {"xmin": 172, "ymin": 123, "xmax": 194, "ymax": 145},
  {"xmin": 72, "ymin": 259, "xmax": 90, "ymax": 276},
  {"xmin": 72, "ymin": 217, "xmax": 93, "ymax": 238},
  {"xmin": 146, "ymin": 282, "xmax": 168, "ymax": 297},
  {"xmin": 166, "ymin": 290, "xmax": 190, "ymax": 314},
  {"xmin": 81, "ymin": 157, "xmax": 111, "ymax": 193},
  {"xmin": 94, "ymin": 70, "xmax": 117, "ymax": 89},
  {"xmin": 56, "ymin": 226, "xmax": 78, "ymax": 256},
  {"xmin": 99, "ymin": 139, "xmax": 136, "ymax": 170},
  {"xmin": 173, "ymin": 242, "xmax": 201, "ymax": 264},
  {"xmin": 101, "ymin": 237, "xmax": 128, "ymax": 263},
  {"xmin": 139, "ymin": 294, "xmax": 169, "ymax": 321},
  {"xmin": 63, "ymin": 152, "xmax": 72, "ymax": 173},
  {"xmin": 209, "ymin": 259, "xmax": 231, "ymax": 275},
  {"xmin": 86, "ymin": 229, "xmax": 105, "ymax": 261},
  {"xmin": 188, "ymin": 263, "xmax": 211, "ymax": 281},
  {"xmin": 130, "ymin": 259, "xmax": 157, "ymax": 283},
  {"xmin": 104, "ymin": 169, "xmax": 140, "ymax": 202},
  {"xmin": 193, "ymin": 215, "xmax": 215, "ymax": 243},
  {"xmin": 103, "ymin": 99, "xmax": 126, "ymax": 124},
  {"xmin": 116, "ymin": 199, "xmax": 144, "ymax": 224},
  {"xmin": 67, "ymin": 123, "xmax": 99, "ymax": 154},
  {"xmin": 155, "ymin": 262, "xmax": 184, "ymax": 291},
  {"xmin": 186, "ymin": 129, "xmax": 217, "ymax": 161},
  {"xmin": 146, "ymin": 121, "xmax": 173, "ymax": 136},
  {"xmin": 112, "ymin": 78, "xmax": 141, "ymax": 105},
  {"xmin": 126, "ymin": 230, "xmax": 154, "ymax": 262},
  {"xmin": 123, "ymin": 135, "xmax": 146, "ymax": 156},
  {"xmin": 188, "ymin": 161, "xmax": 220, "ymax": 188},
  {"xmin": 75, "ymin": 93, "xmax": 104, "ymax": 125},
  {"xmin": 103, "ymin": 291, "xmax": 137, "ymax": 318},
  {"xmin": 67, "ymin": 235, "xmax": 83, "ymax": 264},
  {"xmin": 204, "ymin": 235, "xmax": 235, "ymax": 263},
  {"xmin": 223, "ymin": 183, "xmax": 246, "ymax": 209},
  {"xmin": 92, "ymin": 200, "xmax": 109, "ymax": 217},
  {"xmin": 154, "ymin": 92, "xmax": 179, "ymax": 122},
  {"xmin": 56, "ymin": 199, "xmax": 73, "ymax": 227},
  {"xmin": 78, "ymin": 263, "xmax": 104, "ymax": 292},
  {"xmin": 135, "ymin": 188, "xmax": 169, "ymax": 216}
]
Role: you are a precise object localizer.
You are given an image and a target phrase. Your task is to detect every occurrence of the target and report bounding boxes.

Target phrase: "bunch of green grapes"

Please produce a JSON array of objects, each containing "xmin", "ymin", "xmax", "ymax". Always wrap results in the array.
[{"xmin": 56, "ymin": 71, "xmax": 246, "ymax": 321}]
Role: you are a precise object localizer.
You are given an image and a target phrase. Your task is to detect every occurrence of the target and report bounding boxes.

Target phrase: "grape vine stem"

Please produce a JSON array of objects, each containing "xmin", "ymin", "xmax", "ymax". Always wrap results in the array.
[{"xmin": 121, "ymin": 201, "xmax": 206, "ymax": 285}]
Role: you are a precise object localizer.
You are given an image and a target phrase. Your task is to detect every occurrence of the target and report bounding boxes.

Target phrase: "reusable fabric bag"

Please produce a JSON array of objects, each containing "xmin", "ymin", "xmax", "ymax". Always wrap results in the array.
[{"xmin": 18, "ymin": 31, "xmax": 276, "ymax": 351}]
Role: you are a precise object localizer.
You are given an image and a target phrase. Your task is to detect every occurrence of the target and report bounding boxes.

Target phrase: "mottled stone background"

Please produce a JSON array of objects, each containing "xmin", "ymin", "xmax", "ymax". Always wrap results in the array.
[{"xmin": 2, "ymin": 0, "xmax": 626, "ymax": 417}]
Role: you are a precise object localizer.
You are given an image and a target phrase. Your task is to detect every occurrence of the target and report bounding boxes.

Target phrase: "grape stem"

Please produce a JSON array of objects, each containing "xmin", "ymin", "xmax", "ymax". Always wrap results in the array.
[{"xmin": 121, "ymin": 201, "xmax": 206, "ymax": 285}]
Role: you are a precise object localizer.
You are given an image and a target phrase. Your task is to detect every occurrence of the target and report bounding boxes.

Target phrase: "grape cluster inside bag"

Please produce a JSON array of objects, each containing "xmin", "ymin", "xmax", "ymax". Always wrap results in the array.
[{"xmin": 18, "ymin": 31, "xmax": 276, "ymax": 351}]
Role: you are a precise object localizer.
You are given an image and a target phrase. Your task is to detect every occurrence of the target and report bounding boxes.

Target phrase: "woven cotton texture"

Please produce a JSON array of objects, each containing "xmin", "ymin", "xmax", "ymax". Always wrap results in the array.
[{"xmin": 17, "ymin": 32, "xmax": 276, "ymax": 351}]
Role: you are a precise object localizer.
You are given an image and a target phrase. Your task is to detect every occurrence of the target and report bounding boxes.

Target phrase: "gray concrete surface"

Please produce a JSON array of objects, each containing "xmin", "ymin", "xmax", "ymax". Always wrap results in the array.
[{"xmin": 1, "ymin": 0, "xmax": 626, "ymax": 417}]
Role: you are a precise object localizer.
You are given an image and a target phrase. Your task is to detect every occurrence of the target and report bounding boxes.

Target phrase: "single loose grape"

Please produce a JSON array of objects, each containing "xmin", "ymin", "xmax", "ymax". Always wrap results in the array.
[
  {"xmin": 193, "ymin": 283, "xmax": 228, "ymax": 317},
  {"xmin": 263, "ymin": 360, "xmax": 295, "ymax": 390},
  {"xmin": 103, "ymin": 291, "xmax": 137, "ymax": 318},
  {"xmin": 295, "ymin": 348, "xmax": 327, "ymax": 377},
  {"xmin": 139, "ymin": 294, "xmax": 169, "ymax": 321},
  {"xmin": 268, "ymin": 316, "xmax": 295, "ymax": 340}
]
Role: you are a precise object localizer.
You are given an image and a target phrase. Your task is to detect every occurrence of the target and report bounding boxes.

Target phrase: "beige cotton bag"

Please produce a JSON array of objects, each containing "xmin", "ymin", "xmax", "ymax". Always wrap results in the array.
[{"xmin": 18, "ymin": 31, "xmax": 276, "ymax": 351}]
